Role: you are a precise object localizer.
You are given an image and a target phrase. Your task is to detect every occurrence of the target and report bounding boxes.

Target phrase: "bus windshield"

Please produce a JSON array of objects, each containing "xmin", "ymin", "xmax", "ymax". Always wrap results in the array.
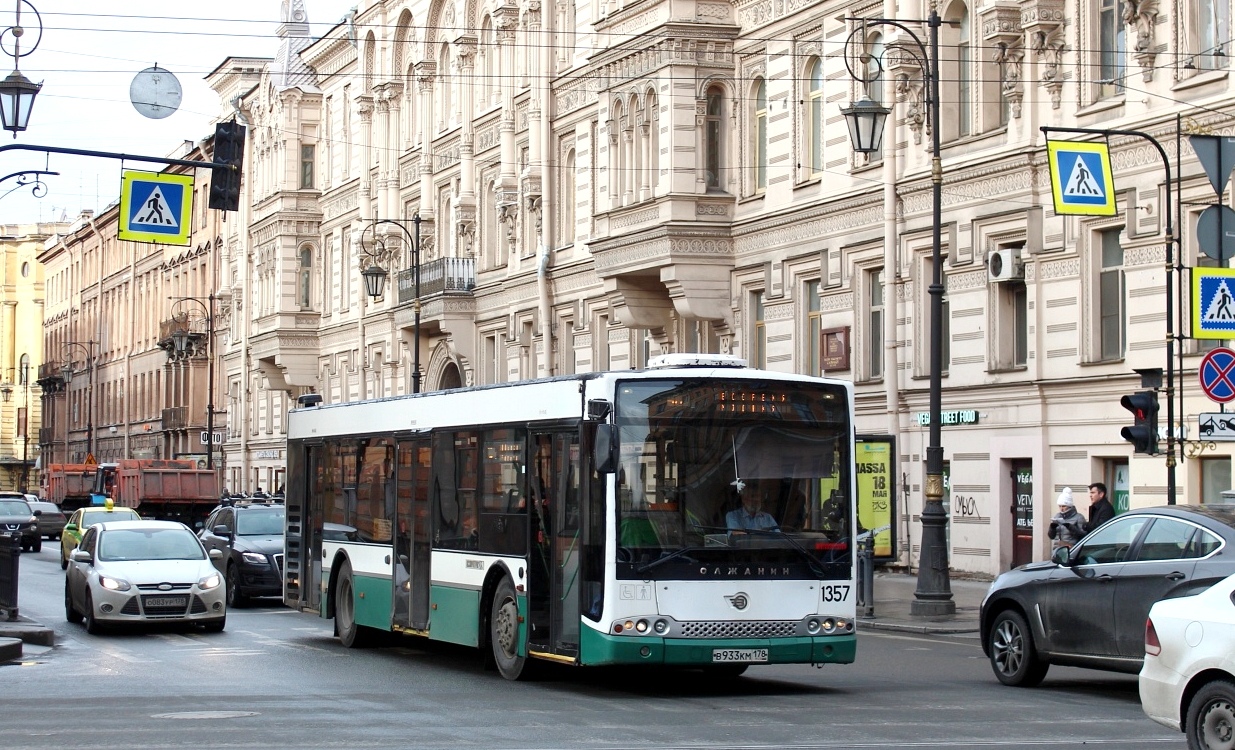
[{"xmin": 613, "ymin": 378, "xmax": 852, "ymax": 580}]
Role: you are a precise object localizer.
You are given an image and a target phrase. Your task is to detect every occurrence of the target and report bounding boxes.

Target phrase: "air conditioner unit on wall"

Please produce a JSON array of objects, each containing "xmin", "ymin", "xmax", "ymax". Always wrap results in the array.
[{"xmin": 987, "ymin": 247, "xmax": 1024, "ymax": 283}]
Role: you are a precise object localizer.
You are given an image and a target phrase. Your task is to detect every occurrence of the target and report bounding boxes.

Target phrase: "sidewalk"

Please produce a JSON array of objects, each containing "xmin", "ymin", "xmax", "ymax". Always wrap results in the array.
[
  {"xmin": 0, "ymin": 613, "xmax": 55, "ymax": 662},
  {"xmin": 857, "ymin": 572, "xmax": 989, "ymax": 635}
]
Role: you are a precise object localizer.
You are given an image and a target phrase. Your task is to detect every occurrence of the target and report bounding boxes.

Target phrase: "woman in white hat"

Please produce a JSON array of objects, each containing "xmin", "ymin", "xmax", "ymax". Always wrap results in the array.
[{"xmin": 1048, "ymin": 487, "xmax": 1087, "ymax": 551}]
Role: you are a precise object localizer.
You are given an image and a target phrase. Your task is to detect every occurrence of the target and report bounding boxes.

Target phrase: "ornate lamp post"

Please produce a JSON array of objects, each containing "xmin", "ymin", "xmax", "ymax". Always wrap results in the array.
[
  {"xmin": 62, "ymin": 340, "xmax": 95, "ymax": 461},
  {"xmin": 359, "ymin": 216, "xmax": 422, "ymax": 394},
  {"xmin": 0, "ymin": 1, "xmax": 42, "ymax": 136},
  {"xmin": 168, "ymin": 295, "xmax": 216, "ymax": 469},
  {"xmin": 842, "ymin": 14, "xmax": 954, "ymax": 616}
]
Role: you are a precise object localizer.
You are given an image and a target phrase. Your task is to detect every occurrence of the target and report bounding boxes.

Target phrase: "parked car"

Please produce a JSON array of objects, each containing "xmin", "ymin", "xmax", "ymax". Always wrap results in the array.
[
  {"xmin": 60, "ymin": 504, "xmax": 141, "ymax": 569},
  {"xmin": 1140, "ymin": 572, "xmax": 1235, "ymax": 749},
  {"xmin": 0, "ymin": 495, "xmax": 40, "ymax": 551},
  {"xmin": 64, "ymin": 519, "xmax": 226, "ymax": 633},
  {"xmin": 980, "ymin": 504, "xmax": 1235, "ymax": 687},
  {"xmin": 198, "ymin": 502, "xmax": 284, "ymax": 607},
  {"xmin": 27, "ymin": 501, "xmax": 66, "ymax": 540}
]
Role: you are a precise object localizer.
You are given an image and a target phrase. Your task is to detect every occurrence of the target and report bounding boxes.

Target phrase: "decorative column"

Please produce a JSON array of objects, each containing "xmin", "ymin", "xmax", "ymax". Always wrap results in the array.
[
  {"xmin": 495, "ymin": 4, "xmax": 521, "ymax": 260},
  {"xmin": 356, "ymin": 94, "xmax": 375, "ymax": 222},
  {"xmin": 455, "ymin": 36, "xmax": 478, "ymax": 257},
  {"xmin": 414, "ymin": 59, "xmax": 437, "ymax": 253},
  {"xmin": 1021, "ymin": 0, "xmax": 1066, "ymax": 110}
]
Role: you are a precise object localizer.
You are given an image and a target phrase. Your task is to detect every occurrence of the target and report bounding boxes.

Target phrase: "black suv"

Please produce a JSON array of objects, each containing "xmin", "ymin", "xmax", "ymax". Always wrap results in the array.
[
  {"xmin": 0, "ymin": 495, "xmax": 40, "ymax": 552},
  {"xmin": 198, "ymin": 502, "xmax": 285, "ymax": 607}
]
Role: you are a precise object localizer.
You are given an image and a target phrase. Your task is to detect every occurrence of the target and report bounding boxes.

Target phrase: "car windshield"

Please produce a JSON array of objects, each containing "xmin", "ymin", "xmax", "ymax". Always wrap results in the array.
[
  {"xmin": 98, "ymin": 527, "xmax": 205, "ymax": 561},
  {"xmin": 613, "ymin": 378, "xmax": 853, "ymax": 580},
  {"xmin": 81, "ymin": 509, "xmax": 139, "ymax": 526},
  {"xmin": 236, "ymin": 508, "xmax": 284, "ymax": 536},
  {"xmin": 0, "ymin": 500, "xmax": 29, "ymax": 515}
]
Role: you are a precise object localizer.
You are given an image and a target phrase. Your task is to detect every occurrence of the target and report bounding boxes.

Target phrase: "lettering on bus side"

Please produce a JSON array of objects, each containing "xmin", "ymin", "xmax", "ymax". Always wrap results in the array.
[
  {"xmin": 699, "ymin": 567, "xmax": 793, "ymax": 577},
  {"xmin": 465, "ymin": 559, "xmax": 485, "ymax": 570}
]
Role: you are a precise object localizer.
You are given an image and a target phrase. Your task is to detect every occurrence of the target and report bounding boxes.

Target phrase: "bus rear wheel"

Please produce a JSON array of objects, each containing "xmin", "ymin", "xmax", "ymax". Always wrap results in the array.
[
  {"xmin": 335, "ymin": 559, "xmax": 374, "ymax": 648},
  {"xmin": 490, "ymin": 576, "xmax": 529, "ymax": 680}
]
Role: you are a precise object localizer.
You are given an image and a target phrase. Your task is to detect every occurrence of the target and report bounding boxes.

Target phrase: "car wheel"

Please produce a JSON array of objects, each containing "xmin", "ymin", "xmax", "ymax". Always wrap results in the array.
[
  {"xmin": 30, "ymin": 537, "xmax": 41, "ymax": 553},
  {"xmin": 60, "ymin": 548, "xmax": 68, "ymax": 570},
  {"xmin": 490, "ymin": 576, "xmax": 530, "ymax": 680},
  {"xmin": 202, "ymin": 616, "xmax": 226, "ymax": 633},
  {"xmin": 226, "ymin": 563, "xmax": 247, "ymax": 608},
  {"xmin": 1186, "ymin": 679, "xmax": 1235, "ymax": 750},
  {"xmin": 988, "ymin": 610, "xmax": 1049, "ymax": 687},
  {"xmin": 335, "ymin": 559, "xmax": 374, "ymax": 648},
  {"xmin": 20, "ymin": 539, "xmax": 28, "ymax": 552},
  {"xmin": 64, "ymin": 581, "xmax": 82, "ymax": 624},
  {"xmin": 83, "ymin": 591, "xmax": 105, "ymax": 635}
]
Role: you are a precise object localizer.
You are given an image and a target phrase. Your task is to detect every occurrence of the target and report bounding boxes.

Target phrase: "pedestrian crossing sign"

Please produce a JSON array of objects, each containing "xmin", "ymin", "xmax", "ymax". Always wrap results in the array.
[
  {"xmin": 1193, "ymin": 267, "xmax": 1235, "ymax": 339},
  {"xmin": 118, "ymin": 170, "xmax": 193, "ymax": 245},
  {"xmin": 1047, "ymin": 140, "xmax": 1116, "ymax": 216}
]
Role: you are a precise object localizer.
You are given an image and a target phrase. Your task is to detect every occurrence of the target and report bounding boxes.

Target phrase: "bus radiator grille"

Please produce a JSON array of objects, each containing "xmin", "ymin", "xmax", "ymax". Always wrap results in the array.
[{"xmin": 678, "ymin": 621, "xmax": 797, "ymax": 639}]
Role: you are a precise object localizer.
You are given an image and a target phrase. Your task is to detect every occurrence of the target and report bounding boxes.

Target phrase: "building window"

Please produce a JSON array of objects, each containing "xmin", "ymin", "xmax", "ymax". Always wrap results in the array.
[
  {"xmin": 753, "ymin": 78, "xmax": 767, "ymax": 193},
  {"xmin": 1099, "ymin": 228, "xmax": 1125, "ymax": 360},
  {"xmin": 685, "ymin": 319, "xmax": 718, "ymax": 354},
  {"xmin": 705, "ymin": 87, "xmax": 724, "ymax": 191},
  {"xmin": 298, "ymin": 246, "xmax": 312, "ymax": 309},
  {"xmin": 561, "ymin": 149, "xmax": 576, "ymax": 246},
  {"xmin": 1194, "ymin": 0, "xmax": 1231, "ymax": 70},
  {"xmin": 1099, "ymin": 0, "xmax": 1126, "ymax": 99},
  {"xmin": 300, "ymin": 145, "xmax": 315, "ymax": 189},
  {"xmin": 868, "ymin": 270, "xmax": 884, "ymax": 379},
  {"xmin": 866, "ymin": 33, "xmax": 885, "ymax": 161},
  {"xmin": 806, "ymin": 280, "xmax": 821, "ymax": 376},
  {"xmin": 484, "ymin": 332, "xmax": 500, "ymax": 385},
  {"xmin": 940, "ymin": 2, "xmax": 971, "ymax": 142},
  {"xmin": 1201, "ymin": 457, "xmax": 1232, "ymax": 504},
  {"xmin": 806, "ymin": 59, "xmax": 824, "ymax": 176},
  {"xmin": 752, "ymin": 292, "xmax": 766, "ymax": 368}
]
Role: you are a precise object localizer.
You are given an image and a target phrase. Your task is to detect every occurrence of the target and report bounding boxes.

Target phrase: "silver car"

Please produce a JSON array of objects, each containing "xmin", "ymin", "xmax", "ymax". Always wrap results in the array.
[{"xmin": 64, "ymin": 519, "xmax": 227, "ymax": 633}]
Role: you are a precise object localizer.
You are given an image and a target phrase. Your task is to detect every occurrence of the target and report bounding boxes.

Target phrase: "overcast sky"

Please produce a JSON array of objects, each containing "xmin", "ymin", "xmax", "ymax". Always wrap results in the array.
[{"xmin": 0, "ymin": 1, "xmax": 356, "ymax": 226}]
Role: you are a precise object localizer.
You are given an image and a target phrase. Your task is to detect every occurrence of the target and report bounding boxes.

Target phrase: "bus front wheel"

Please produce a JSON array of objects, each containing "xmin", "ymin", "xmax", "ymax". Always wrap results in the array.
[
  {"xmin": 490, "ymin": 576, "xmax": 529, "ymax": 680},
  {"xmin": 335, "ymin": 559, "xmax": 374, "ymax": 648}
]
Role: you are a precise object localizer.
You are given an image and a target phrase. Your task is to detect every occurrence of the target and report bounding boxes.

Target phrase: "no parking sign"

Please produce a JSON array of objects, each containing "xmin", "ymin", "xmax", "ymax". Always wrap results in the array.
[{"xmin": 1200, "ymin": 347, "xmax": 1235, "ymax": 404}]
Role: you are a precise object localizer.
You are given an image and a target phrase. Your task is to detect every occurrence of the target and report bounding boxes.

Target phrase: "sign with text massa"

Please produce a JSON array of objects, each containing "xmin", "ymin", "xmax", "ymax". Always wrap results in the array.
[
  {"xmin": 119, "ymin": 170, "xmax": 194, "ymax": 245},
  {"xmin": 855, "ymin": 436, "xmax": 896, "ymax": 561}
]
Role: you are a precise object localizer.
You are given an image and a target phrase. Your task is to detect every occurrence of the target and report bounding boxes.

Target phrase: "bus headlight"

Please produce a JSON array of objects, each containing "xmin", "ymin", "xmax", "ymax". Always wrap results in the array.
[
  {"xmin": 635, "ymin": 619, "xmax": 649, "ymax": 633},
  {"xmin": 821, "ymin": 617, "xmax": 836, "ymax": 633}
]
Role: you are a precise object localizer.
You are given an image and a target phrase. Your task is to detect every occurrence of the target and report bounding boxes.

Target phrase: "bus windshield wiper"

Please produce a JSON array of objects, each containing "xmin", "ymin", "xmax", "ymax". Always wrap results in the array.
[
  {"xmin": 742, "ymin": 528, "xmax": 830, "ymax": 578},
  {"xmin": 636, "ymin": 546, "xmax": 702, "ymax": 575}
]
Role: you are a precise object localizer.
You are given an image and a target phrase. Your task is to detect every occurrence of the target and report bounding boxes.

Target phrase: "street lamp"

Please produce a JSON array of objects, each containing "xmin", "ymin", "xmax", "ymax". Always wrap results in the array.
[
  {"xmin": 62, "ymin": 340, "xmax": 95, "ymax": 461},
  {"xmin": 359, "ymin": 216, "xmax": 422, "ymax": 394},
  {"xmin": 0, "ymin": 1, "xmax": 43, "ymax": 137},
  {"xmin": 169, "ymin": 295, "xmax": 216, "ymax": 470},
  {"xmin": 842, "ymin": 13, "xmax": 954, "ymax": 616}
]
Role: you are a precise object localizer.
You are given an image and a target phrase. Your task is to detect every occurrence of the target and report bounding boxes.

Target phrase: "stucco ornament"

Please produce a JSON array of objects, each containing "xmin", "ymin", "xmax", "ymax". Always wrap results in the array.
[{"xmin": 1123, "ymin": 0, "xmax": 1158, "ymax": 81}]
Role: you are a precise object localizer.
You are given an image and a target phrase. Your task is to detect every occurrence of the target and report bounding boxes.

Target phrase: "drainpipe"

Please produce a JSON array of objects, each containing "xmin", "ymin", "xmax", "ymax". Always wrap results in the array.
[
  {"xmin": 536, "ymin": 2, "xmax": 555, "ymax": 374},
  {"xmin": 234, "ymin": 102, "xmax": 254, "ymax": 491},
  {"xmin": 85, "ymin": 216, "xmax": 106, "ymax": 460}
]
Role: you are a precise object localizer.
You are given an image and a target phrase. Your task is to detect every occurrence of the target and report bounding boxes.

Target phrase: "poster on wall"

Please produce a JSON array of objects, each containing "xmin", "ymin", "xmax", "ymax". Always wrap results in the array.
[{"xmin": 855, "ymin": 435, "xmax": 897, "ymax": 562}]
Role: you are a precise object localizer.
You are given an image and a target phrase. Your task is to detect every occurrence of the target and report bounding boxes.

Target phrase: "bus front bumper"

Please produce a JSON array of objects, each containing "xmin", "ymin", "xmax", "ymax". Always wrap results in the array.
[{"xmin": 580, "ymin": 629, "xmax": 856, "ymax": 667}]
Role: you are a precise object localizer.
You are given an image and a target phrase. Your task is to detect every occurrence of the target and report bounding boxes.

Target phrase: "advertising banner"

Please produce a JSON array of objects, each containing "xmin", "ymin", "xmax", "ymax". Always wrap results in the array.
[{"xmin": 855, "ymin": 435, "xmax": 897, "ymax": 561}]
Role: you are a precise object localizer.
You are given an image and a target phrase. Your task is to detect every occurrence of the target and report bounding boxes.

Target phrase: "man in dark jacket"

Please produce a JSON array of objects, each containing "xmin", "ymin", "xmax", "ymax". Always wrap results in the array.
[{"xmin": 1085, "ymin": 482, "xmax": 1115, "ymax": 534}]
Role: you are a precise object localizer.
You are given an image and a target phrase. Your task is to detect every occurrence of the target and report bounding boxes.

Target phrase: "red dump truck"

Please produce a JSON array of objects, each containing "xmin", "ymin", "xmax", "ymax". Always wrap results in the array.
[
  {"xmin": 92, "ymin": 459, "xmax": 220, "ymax": 528},
  {"xmin": 42, "ymin": 464, "xmax": 100, "ymax": 513}
]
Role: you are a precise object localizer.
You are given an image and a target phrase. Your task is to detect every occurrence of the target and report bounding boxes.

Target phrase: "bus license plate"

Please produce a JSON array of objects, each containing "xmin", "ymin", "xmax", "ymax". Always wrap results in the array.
[{"xmin": 712, "ymin": 648, "xmax": 768, "ymax": 663}]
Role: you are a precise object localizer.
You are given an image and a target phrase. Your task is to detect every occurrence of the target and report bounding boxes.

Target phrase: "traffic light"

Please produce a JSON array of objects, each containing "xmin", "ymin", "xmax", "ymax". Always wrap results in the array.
[
  {"xmin": 208, "ymin": 120, "xmax": 246, "ymax": 211},
  {"xmin": 1120, "ymin": 390, "xmax": 1159, "ymax": 455}
]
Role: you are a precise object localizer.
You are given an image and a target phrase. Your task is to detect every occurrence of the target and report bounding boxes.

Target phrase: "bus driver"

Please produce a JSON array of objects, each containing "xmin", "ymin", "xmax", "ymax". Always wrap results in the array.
[{"xmin": 727, "ymin": 483, "xmax": 780, "ymax": 533}]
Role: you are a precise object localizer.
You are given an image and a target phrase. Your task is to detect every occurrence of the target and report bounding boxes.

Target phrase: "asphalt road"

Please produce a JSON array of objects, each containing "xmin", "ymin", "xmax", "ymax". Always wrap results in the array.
[{"xmin": 4, "ymin": 544, "xmax": 1184, "ymax": 750}]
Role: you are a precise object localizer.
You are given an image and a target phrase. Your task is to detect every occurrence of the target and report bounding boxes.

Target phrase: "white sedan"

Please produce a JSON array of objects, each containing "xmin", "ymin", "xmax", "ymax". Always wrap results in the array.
[
  {"xmin": 1140, "ymin": 572, "xmax": 1235, "ymax": 749},
  {"xmin": 65, "ymin": 519, "xmax": 227, "ymax": 633}
]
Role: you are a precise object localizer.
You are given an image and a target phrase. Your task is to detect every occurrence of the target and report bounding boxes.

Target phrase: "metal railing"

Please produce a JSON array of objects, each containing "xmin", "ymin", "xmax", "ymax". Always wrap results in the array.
[
  {"xmin": 0, "ymin": 532, "xmax": 19, "ymax": 621},
  {"xmin": 396, "ymin": 257, "xmax": 475, "ymax": 305}
]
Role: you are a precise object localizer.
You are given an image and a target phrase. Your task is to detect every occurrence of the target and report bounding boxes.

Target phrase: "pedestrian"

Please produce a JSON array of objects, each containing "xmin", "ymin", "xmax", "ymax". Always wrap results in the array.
[
  {"xmin": 1084, "ymin": 482, "xmax": 1115, "ymax": 535},
  {"xmin": 1047, "ymin": 488, "xmax": 1086, "ymax": 551}
]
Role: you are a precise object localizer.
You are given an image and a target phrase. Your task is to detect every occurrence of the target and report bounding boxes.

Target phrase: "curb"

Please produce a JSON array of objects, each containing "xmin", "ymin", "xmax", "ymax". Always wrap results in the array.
[
  {"xmin": 0, "ymin": 622, "xmax": 55, "ymax": 647},
  {"xmin": 858, "ymin": 618, "xmax": 980, "ymax": 635},
  {"xmin": 0, "ymin": 636, "xmax": 21, "ymax": 663}
]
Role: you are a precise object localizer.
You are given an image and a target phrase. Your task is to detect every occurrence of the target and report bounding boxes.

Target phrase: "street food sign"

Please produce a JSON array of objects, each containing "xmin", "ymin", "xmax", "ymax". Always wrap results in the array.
[
  {"xmin": 1047, "ymin": 140, "xmax": 1116, "ymax": 216},
  {"xmin": 1192, "ymin": 267, "xmax": 1235, "ymax": 339},
  {"xmin": 119, "ymin": 170, "xmax": 194, "ymax": 245},
  {"xmin": 855, "ymin": 435, "xmax": 897, "ymax": 561}
]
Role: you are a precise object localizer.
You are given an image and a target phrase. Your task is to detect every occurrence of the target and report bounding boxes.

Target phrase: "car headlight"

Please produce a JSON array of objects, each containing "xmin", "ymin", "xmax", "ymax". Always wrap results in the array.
[
  {"xmin": 241, "ymin": 552, "xmax": 268, "ymax": 565},
  {"xmin": 99, "ymin": 575, "xmax": 131, "ymax": 591},
  {"xmin": 198, "ymin": 573, "xmax": 222, "ymax": 590}
]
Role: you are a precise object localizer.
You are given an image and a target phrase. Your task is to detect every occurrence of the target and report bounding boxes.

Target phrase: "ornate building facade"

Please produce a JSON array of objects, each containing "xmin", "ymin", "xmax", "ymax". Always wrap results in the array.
[{"xmin": 188, "ymin": 0, "xmax": 1234, "ymax": 575}]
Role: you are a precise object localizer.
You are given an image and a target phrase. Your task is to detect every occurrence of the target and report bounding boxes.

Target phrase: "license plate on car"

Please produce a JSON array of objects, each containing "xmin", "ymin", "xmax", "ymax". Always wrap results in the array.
[
  {"xmin": 144, "ymin": 597, "xmax": 187, "ymax": 608},
  {"xmin": 712, "ymin": 648, "xmax": 768, "ymax": 663}
]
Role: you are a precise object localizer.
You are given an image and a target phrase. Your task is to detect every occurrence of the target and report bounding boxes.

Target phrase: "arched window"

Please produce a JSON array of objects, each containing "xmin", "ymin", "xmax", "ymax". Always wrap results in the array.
[
  {"xmin": 866, "ymin": 34, "xmax": 885, "ymax": 161},
  {"xmin": 705, "ymin": 86, "xmax": 724, "ymax": 191},
  {"xmin": 645, "ymin": 91, "xmax": 659, "ymax": 197},
  {"xmin": 753, "ymin": 79, "xmax": 767, "ymax": 192},
  {"xmin": 438, "ymin": 43, "xmax": 452, "ymax": 131},
  {"xmin": 562, "ymin": 150, "xmax": 576, "ymax": 245},
  {"xmin": 298, "ymin": 246, "xmax": 313, "ymax": 309},
  {"xmin": 364, "ymin": 33, "xmax": 377, "ymax": 91},
  {"xmin": 405, "ymin": 63, "xmax": 416, "ymax": 148},
  {"xmin": 940, "ymin": 1, "xmax": 972, "ymax": 141},
  {"xmin": 806, "ymin": 58, "xmax": 824, "ymax": 176},
  {"xmin": 18, "ymin": 353, "xmax": 28, "ymax": 385},
  {"xmin": 479, "ymin": 18, "xmax": 494, "ymax": 109}
]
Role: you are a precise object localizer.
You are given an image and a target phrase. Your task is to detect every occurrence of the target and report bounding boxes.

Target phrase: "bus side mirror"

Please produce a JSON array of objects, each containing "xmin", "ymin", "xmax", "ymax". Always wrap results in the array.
[{"xmin": 594, "ymin": 424, "xmax": 617, "ymax": 474}]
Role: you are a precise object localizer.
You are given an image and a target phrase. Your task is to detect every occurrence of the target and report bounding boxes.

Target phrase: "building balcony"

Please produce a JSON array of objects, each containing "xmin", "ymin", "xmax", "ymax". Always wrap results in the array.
[
  {"xmin": 396, "ymin": 257, "xmax": 476, "ymax": 306},
  {"xmin": 162, "ymin": 406, "xmax": 189, "ymax": 430}
]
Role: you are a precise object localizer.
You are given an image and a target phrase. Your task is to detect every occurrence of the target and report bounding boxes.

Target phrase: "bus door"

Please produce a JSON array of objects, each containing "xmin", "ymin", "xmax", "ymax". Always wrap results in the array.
[
  {"xmin": 296, "ymin": 442, "xmax": 325, "ymax": 614},
  {"xmin": 528, "ymin": 431, "xmax": 582, "ymax": 655},
  {"xmin": 394, "ymin": 438, "xmax": 432, "ymax": 630}
]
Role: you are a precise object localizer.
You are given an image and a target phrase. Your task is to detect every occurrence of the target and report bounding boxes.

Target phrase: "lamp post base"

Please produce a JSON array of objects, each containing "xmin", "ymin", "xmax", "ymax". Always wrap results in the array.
[{"xmin": 910, "ymin": 498, "xmax": 955, "ymax": 617}]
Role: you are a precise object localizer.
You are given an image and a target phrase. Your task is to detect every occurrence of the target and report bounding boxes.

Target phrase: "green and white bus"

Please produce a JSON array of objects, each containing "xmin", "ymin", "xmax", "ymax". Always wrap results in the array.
[{"xmin": 283, "ymin": 354, "xmax": 858, "ymax": 679}]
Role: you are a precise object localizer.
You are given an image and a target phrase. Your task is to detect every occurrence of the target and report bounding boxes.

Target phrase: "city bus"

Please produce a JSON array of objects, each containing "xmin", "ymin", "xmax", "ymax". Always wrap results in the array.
[{"xmin": 283, "ymin": 353, "xmax": 858, "ymax": 679}]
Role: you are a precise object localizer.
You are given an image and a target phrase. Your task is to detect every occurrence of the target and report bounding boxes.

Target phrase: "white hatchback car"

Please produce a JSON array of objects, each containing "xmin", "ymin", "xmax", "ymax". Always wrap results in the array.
[
  {"xmin": 1140, "ymin": 572, "xmax": 1235, "ymax": 749},
  {"xmin": 65, "ymin": 519, "xmax": 227, "ymax": 633}
]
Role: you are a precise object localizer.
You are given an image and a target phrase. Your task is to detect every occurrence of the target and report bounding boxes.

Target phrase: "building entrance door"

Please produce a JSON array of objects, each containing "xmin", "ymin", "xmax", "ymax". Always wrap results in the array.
[{"xmin": 1010, "ymin": 460, "xmax": 1034, "ymax": 568}]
